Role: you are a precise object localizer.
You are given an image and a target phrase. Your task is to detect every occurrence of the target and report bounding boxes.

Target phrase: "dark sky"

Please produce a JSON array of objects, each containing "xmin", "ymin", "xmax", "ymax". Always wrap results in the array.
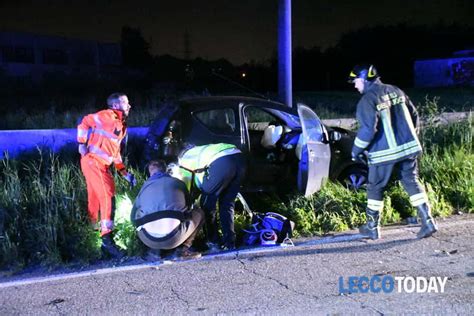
[{"xmin": 1, "ymin": 0, "xmax": 473, "ymax": 65}]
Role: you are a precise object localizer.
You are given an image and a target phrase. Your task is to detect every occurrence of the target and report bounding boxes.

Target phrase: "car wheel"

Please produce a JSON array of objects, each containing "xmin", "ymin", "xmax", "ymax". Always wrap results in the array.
[{"xmin": 338, "ymin": 166, "xmax": 367, "ymax": 190}]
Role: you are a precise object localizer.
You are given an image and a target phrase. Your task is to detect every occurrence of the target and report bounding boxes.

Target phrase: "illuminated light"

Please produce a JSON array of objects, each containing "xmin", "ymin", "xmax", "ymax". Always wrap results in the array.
[
  {"xmin": 241, "ymin": 72, "xmax": 246, "ymax": 78},
  {"xmin": 115, "ymin": 193, "xmax": 133, "ymax": 224}
]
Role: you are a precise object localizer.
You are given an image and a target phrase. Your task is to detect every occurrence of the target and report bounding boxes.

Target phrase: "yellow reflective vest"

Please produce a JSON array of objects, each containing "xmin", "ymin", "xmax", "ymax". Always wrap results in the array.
[{"xmin": 178, "ymin": 143, "xmax": 240, "ymax": 190}]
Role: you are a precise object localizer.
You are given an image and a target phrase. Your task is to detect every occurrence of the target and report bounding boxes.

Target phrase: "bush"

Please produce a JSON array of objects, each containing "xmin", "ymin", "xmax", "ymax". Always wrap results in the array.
[
  {"xmin": 420, "ymin": 115, "xmax": 473, "ymax": 212},
  {"xmin": 267, "ymin": 182, "xmax": 367, "ymax": 237}
]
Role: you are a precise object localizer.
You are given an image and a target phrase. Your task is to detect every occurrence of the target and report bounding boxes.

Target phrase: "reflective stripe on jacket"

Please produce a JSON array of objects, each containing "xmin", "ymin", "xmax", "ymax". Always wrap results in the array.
[
  {"xmin": 77, "ymin": 109, "xmax": 128, "ymax": 172},
  {"xmin": 353, "ymin": 82, "xmax": 422, "ymax": 165},
  {"xmin": 178, "ymin": 143, "xmax": 241, "ymax": 189}
]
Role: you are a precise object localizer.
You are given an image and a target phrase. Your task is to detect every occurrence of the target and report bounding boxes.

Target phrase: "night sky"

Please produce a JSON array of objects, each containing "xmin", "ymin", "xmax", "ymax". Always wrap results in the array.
[{"xmin": 1, "ymin": 0, "xmax": 473, "ymax": 65}]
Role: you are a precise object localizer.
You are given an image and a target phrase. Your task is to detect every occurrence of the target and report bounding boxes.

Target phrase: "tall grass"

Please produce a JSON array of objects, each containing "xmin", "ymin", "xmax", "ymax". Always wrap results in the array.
[
  {"xmin": 0, "ymin": 151, "xmax": 147, "ymax": 269},
  {"xmin": 0, "ymin": 151, "xmax": 100, "ymax": 269},
  {"xmin": 420, "ymin": 117, "xmax": 473, "ymax": 212}
]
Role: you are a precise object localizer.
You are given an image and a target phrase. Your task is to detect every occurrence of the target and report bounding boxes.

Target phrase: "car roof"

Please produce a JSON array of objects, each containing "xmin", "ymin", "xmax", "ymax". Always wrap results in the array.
[{"xmin": 178, "ymin": 95, "xmax": 299, "ymax": 115}]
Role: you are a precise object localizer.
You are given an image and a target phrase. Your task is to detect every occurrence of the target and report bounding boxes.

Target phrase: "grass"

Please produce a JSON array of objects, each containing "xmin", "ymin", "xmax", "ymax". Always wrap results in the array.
[{"xmin": 0, "ymin": 92, "xmax": 472, "ymax": 271}]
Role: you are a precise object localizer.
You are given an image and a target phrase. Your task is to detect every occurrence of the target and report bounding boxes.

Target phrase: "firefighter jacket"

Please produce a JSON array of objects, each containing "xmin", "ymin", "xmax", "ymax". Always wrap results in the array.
[
  {"xmin": 178, "ymin": 143, "xmax": 241, "ymax": 190},
  {"xmin": 352, "ymin": 81, "xmax": 422, "ymax": 166},
  {"xmin": 77, "ymin": 109, "xmax": 128, "ymax": 175}
]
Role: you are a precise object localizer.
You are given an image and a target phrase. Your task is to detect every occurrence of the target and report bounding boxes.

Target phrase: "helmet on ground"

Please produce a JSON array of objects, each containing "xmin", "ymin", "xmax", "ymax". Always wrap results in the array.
[
  {"xmin": 260, "ymin": 229, "xmax": 278, "ymax": 246},
  {"xmin": 348, "ymin": 64, "xmax": 379, "ymax": 83}
]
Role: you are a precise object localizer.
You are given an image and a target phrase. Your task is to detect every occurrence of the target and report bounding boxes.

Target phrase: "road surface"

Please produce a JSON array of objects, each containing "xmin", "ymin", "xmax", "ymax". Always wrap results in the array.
[{"xmin": 1, "ymin": 214, "xmax": 473, "ymax": 315}]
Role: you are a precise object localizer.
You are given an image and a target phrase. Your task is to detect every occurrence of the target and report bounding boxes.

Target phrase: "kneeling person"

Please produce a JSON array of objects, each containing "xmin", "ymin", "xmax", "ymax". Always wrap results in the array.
[{"xmin": 131, "ymin": 160, "xmax": 204, "ymax": 260}]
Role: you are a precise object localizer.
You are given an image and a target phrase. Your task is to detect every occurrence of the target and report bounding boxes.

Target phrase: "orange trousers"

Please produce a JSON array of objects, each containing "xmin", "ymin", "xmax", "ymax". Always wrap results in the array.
[{"xmin": 80, "ymin": 154, "xmax": 115, "ymax": 236}]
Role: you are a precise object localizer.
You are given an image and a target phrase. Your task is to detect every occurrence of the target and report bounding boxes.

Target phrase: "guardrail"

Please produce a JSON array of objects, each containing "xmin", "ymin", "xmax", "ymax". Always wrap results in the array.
[
  {"xmin": 0, "ymin": 127, "xmax": 148, "ymax": 159},
  {"xmin": 322, "ymin": 111, "xmax": 472, "ymax": 130},
  {"xmin": 0, "ymin": 112, "xmax": 470, "ymax": 159}
]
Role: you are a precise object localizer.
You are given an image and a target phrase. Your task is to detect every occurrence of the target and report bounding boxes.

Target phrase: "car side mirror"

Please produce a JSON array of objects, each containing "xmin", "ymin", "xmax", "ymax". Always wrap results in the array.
[{"xmin": 329, "ymin": 130, "xmax": 342, "ymax": 142}]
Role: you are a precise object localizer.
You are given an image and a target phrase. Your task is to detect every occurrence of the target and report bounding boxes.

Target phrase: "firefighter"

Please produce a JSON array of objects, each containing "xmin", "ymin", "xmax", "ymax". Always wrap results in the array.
[
  {"xmin": 77, "ymin": 92, "xmax": 137, "ymax": 258},
  {"xmin": 178, "ymin": 143, "xmax": 246, "ymax": 251},
  {"xmin": 130, "ymin": 160, "xmax": 204, "ymax": 260},
  {"xmin": 348, "ymin": 64, "xmax": 438, "ymax": 240}
]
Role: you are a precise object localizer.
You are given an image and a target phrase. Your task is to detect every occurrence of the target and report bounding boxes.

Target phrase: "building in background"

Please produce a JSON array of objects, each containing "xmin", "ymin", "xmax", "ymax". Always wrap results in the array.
[
  {"xmin": 414, "ymin": 50, "xmax": 474, "ymax": 87},
  {"xmin": 0, "ymin": 31, "xmax": 122, "ymax": 82}
]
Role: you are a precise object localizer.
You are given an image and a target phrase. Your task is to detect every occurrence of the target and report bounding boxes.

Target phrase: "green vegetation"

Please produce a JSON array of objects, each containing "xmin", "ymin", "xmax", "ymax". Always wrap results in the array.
[{"xmin": 0, "ymin": 94, "xmax": 472, "ymax": 272}]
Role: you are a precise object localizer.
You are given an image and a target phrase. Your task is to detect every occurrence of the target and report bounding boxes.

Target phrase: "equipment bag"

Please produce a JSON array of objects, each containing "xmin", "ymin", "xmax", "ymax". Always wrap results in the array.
[{"xmin": 243, "ymin": 212, "xmax": 295, "ymax": 246}]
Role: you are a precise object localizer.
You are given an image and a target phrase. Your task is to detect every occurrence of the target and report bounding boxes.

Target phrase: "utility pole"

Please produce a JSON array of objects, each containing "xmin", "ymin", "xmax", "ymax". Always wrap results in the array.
[{"xmin": 278, "ymin": 0, "xmax": 292, "ymax": 108}]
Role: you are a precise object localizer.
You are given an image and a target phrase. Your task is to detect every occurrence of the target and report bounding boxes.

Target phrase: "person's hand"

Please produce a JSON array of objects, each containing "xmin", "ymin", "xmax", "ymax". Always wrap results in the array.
[
  {"xmin": 123, "ymin": 173, "xmax": 137, "ymax": 188},
  {"xmin": 78, "ymin": 144, "xmax": 88, "ymax": 156},
  {"xmin": 351, "ymin": 151, "xmax": 366, "ymax": 163}
]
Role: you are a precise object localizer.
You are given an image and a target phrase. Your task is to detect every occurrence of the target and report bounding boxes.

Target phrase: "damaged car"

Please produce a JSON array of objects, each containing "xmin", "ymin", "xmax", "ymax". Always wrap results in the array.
[{"xmin": 144, "ymin": 96, "xmax": 367, "ymax": 197}]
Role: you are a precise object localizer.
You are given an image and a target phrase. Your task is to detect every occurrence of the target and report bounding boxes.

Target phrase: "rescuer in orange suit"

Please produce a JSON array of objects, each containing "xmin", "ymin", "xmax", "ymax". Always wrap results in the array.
[{"xmin": 77, "ymin": 92, "xmax": 137, "ymax": 259}]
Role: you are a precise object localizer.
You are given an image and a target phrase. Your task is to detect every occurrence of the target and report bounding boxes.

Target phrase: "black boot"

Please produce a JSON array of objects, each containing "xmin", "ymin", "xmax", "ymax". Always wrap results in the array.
[
  {"xmin": 359, "ymin": 208, "xmax": 381, "ymax": 240},
  {"xmin": 416, "ymin": 203, "xmax": 438, "ymax": 238},
  {"xmin": 101, "ymin": 234, "xmax": 125, "ymax": 260},
  {"xmin": 171, "ymin": 246, "xmax": 201, "ymax": 260}
]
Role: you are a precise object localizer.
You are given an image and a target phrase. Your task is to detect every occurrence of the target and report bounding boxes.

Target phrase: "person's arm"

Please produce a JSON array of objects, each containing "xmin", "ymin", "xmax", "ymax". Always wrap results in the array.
[
  {"xmin": 177, "ymin": 178, "xmax": 194, "ymax": 208},
  {"xmin": 77, "ymin": 114, "xmax": 95, "ymax": 156},
  {"xmin": 405, "ymin": 95, "xmax": 420, "ymax": 134},
  {"xmin": 130, "ymin": 202, "xmax": 139, "ymax": 224},
  {"xmin": 115, "ymin": 157, "xmax": 136, "ymax": 188},
  {"xmin": 352, "ymin": 95, "xmax": 378, "ymax": 157}
]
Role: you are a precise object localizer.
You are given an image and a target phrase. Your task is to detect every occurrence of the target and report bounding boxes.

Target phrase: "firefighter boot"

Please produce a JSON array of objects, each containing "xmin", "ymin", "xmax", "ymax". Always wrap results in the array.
[
  {"xmin": 101, "ymin": 234, "xmax": 125, "ymax": 260},
  {"xmin": 416, "ymin": 203, "xmax": 438, "ymax": 238},
  {"xmin": 359, "ymin": 209, "xmax": 381, "ymax": 240}
]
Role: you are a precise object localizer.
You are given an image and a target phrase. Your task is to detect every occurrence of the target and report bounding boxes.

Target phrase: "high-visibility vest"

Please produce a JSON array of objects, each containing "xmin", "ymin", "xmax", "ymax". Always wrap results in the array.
[
  {"xmin": 77, "ymin": 109, "xmax": 128, "ymax": 174},
  {"xmin": 178, "ymin": 143, "xmax": 240, "ymax": 190}
]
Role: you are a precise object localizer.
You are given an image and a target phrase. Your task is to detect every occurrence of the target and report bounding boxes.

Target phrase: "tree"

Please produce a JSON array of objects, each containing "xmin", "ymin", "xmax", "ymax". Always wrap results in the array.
[{"xmin": 120, "ymin": 26, "xmax": 153, "ymax": 69}]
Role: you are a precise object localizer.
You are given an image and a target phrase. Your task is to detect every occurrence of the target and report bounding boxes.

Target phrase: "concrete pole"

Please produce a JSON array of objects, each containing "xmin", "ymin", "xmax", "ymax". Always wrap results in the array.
[{"xmin": 278, "ymin": 0, "xmax": 292, "ymax": 108}]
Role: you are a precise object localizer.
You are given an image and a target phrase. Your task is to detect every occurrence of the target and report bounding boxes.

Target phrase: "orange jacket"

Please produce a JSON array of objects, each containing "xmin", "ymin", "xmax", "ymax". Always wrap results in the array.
[{"xmin": 77, "ymin": 109, "xmax": 128, "ymax": 175}]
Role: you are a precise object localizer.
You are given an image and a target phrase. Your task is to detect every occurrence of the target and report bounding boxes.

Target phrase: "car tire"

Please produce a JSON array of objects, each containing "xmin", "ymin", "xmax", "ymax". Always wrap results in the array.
[{"xmin": 338, "ymin": 166, "xmax": 368, "ymax": 190}]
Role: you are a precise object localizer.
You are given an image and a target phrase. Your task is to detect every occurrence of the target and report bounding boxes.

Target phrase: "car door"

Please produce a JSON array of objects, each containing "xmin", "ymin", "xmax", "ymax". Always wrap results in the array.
[
  {"xmin": 239, "ymin": 105, "xmax": 281, "ymax": 191},
  {"xmin": 297, "ymin": 103, "xmax": 331, "ymax": 196}
]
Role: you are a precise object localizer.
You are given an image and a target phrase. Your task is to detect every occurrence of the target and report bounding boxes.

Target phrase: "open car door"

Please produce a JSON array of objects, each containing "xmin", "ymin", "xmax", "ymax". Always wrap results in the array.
[{"xmin": 297, "ymin": 103, "xmax": 331, "ymax": 196}]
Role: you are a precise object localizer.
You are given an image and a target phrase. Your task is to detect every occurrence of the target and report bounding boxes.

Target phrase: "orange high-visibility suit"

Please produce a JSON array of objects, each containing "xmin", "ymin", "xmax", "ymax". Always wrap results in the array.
[{"xmin": 77, "ymin": 109, "xmax": 128, "ymax": 236}]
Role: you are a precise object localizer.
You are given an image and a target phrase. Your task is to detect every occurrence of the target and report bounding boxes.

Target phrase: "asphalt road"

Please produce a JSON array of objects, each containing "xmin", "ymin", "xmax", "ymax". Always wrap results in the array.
[{"xmin": 1, "ymin": 214, "xmax": 473, "ymax": 315}]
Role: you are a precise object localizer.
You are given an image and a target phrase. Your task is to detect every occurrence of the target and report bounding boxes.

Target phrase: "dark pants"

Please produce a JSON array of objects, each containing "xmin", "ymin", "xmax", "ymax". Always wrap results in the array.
[
  {"xmin": 200, "ymin": 153, "xmax": 246, "ymax": 246},
  {"xmin": 367, "ymin": 157, "xmax": 427, "ymax": 211}
]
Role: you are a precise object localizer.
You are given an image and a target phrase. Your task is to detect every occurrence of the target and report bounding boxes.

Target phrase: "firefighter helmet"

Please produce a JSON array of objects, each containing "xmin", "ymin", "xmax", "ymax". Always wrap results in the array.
[{"xmin": 348, "ymin": 64, "xmax": 379, "ymax": 83}]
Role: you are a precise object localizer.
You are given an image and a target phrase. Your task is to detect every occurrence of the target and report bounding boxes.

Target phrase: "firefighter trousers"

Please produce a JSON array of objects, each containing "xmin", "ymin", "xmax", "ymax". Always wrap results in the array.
[
  {"xmin": 80, "ymin": 154, "xmax": 115, "ymax": 236},
  {"xmin": 367, "ymin": 156, "xmax": 428, "ymax": 212}
]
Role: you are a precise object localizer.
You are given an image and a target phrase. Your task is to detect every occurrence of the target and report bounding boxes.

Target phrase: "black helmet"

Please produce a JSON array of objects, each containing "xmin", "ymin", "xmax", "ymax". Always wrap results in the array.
[{"xmin": 348, "ymin": 64, "xmax": 379, "ymax": 83}]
